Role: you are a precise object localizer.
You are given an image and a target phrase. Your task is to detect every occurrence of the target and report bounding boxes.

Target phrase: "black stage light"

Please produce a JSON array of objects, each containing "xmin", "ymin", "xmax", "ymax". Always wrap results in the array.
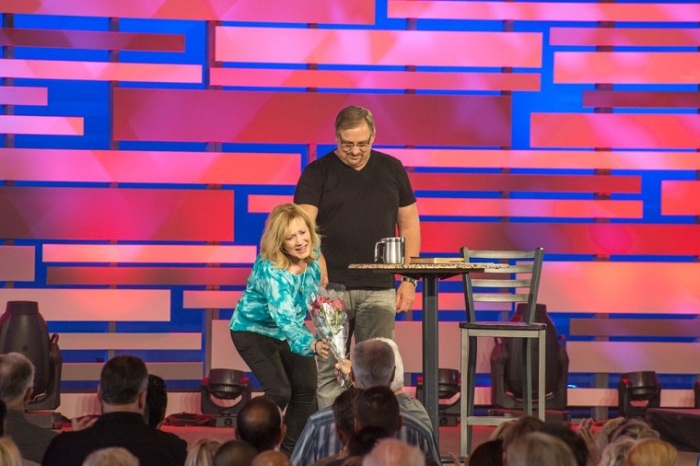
[{"xmin": 200, "ymin": 368, "xmax": 252, "ymax": 427}]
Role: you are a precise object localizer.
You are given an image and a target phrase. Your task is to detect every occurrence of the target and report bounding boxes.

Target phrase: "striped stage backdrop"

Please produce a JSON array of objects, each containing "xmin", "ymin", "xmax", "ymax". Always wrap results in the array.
[{"xmin": 2, "ymin": 1, "xmax": 700, "ymax": 399}]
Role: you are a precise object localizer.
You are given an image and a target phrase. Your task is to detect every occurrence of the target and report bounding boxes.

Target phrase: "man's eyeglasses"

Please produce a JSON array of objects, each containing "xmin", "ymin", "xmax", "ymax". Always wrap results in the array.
[{"xmin": 339, "ymin": 137, "xmax": 372, "ymax": 152}]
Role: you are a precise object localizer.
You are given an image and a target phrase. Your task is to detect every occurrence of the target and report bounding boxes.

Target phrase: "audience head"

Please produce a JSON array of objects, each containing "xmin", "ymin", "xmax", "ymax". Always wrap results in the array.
[
  {"xmin": 362, "ymin": 438, "xmax": 425, "ymax": 466},
  {"xmin": 332, "ymin": 387, "xmax": 364, "ymax": 447},
  {"xmin": 354, "ymin": 385, "xmax": 401, "ymax": 435},
  {"xmin": 99, "ymin": 355, "xmax": 148, "ymax": 412},
  {"xmin": 214, "ymin": 439, "xmax": 257, "ymax": 466},
  {"xmin": 539, "ymin": 422, "xmax": 589, "ymax": 466},
  {"xmin": 81, "ymin": 447, "xmax": 139, "ymax": 466},
  {"xmin": 505, "ymin": 432, "xmax": 577, "ymax": 466},
  {"xmin": 610, "ymin": 418, "xmax": 659, "ymax": 443},
  {"xmin": 0, "ymin": 352, "xmax": 35, "ymax": 408},
  {"xmin": 185, "ymin": 438, "xmax": 222, "ymax": 466},
  {"xmin": 625, "ymin": 437, "xmax": 678, "ymax": 466},
  {"xmin": 500, "ymin": 415, "xmax": 545, "ymax": 451},
  {"xmin": 467, "ymin": 439, "xmax": 503, "ymax": 466},
  {"xmin": 145, "ymin": 374, "xmax": 168, "ymax": 428},
  {"xmin": 250, "ymin": 450, "xmax": 292, "ymax": 466},
  {"xmin": 346, "ymin": 425, "xmax": 391, "ymax": 458},
  {"xmin": 350, "ymin": 340, "xmax": 395, "ymax": 389},
  {"xmin": 373, "ymin": 338, "xmax": 404, "ymax": 392},
  {"xmin": 598, "ymin": 437, "xmax": 635, "ymax": 466},
  {"xmin": 0, "ymin": 437, "xmax": 22, "ymax": 466},
  {"xmin": 236, "ymin": 395, "xmax": 285, "ymax": 452}
]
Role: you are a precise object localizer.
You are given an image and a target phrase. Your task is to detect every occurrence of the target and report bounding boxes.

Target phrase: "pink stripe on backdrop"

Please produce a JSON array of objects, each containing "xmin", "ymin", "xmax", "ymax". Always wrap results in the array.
[
  {"xmin": 0, "ymin": 246, "xmax": 35, "ymax": 282},
  {"xmin": 0, "ymin": 115, "xmax": 83, "ymax": 135},
  {"xmin": 215, "ymin": 27, "xmax": 542, "ymax": 68},
  {"xmin": 0, "ymin": 28, "xmax": 184, "ymax": 52},
  {"xmin": 0, "ymin": 86, "xmax": 48, "ymax": 106},
  {"xmin": 550, "ymin": 27, "xmax": 700, "ymax": 47},
  {"xmin": 420, "ymin": 222, "xmax": 700, "ymax": 256},
  {"xmin": 183, "ymin": 290, "xmax": 243, "ymax": 309},
  {"xmin": 210, "ymin": 68, "xmax": 540, "ymax": 92},
  {"xmin": 583, "ymin": 91, "xmax": 700, "ymax": 109},
  {"xmin": 662, "ymin": 181, "xmax": 700, "ymax": 216},
  {"xmin": 554, "ymin": 52, "xmax": 700, "ymax": 84},
  {"xmin": 248, "ymin": 195, "xmax": 293, "ymax": 213},
  {"xmin": 0, "ymin": 187, "xmax": 234, "ymax": 241},
  {"xmin": 0, "ymin": 59, "xmax": 201, "ymax": 83},
  {"xmin": 392, "ymin": 149, "xmax": 700, "ymax": 171},
  {"xmin": 47, "ymin": 266, "xmax": 252, "ymax": 286},
  {"xmin": 42, "ymin": 244, "xmax": 258, "ymax": 264},
  {"xmin": 113, "ymin": 89, "xmax": 511, "ymax": 146},
  {"xmin": 417, "ymin": 198, "xmax": 642, "ymax": 219},
  {"xmin": 531, "ymin": 114, "xmax": 700, "ymax": 150},
  {"xmin": 388, "ymin": 1, "xmax": 700, "ymax": 22},
  {"xmin": 0, "ymin": 148, "xmax": 301, "ymax": 184},
  {"xmin": 4, "ymin": 0, "xmax": 374, "ymax": 24}
]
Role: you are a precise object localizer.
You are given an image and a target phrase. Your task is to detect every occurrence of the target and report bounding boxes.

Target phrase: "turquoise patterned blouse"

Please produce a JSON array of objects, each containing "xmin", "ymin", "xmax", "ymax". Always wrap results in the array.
[{"xmin": 229, "ymin": 254, "xmax": 321, "ymax": 356}]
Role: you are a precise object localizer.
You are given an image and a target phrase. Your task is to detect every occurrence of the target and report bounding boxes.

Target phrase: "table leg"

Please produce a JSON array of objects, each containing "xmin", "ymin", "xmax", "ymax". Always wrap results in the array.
[{"xmin": 422, "ymin": 274, "xmax": 439, "ymax": 444}]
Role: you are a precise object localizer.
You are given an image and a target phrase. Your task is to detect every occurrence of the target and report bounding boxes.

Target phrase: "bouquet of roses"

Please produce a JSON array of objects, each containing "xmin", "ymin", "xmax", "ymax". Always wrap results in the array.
[{"xmin": 309, "ymin": 284, "xmax": 351, "ymax": 387}]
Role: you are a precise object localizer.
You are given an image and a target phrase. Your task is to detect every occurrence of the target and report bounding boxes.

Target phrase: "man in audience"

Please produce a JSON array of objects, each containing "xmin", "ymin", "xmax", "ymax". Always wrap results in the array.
[
  {"xmin": 236, "ymin": 395, "xmax": 286, "ymax": 452},
  {"xmin": 214, "ymin": 439, "xmax": 258, "ymax": 466},
  {"xmin": 251, "ymin": 450, "xmax": 293, "ymax": 466},
  {"xmin": 0, "ymin": 352, "xmax": 57, "ymax": 463},
  {"xmin": 291, "ymin": 339, "xmax": 440, "ymax": 465},
  {"xmin": 145, "ymin": 374, "xmax": 168, "ymax": 428},
  {"xmin": 42, "ymin": 354, "xmax": 187, "ymax": 466},
  {"xmin": 363, "ymin": 438, "xmax": 426, "ymax": 466},
  {"xmin": 314, "ymin": 387, "xmax": 363, "ymax": 466}
]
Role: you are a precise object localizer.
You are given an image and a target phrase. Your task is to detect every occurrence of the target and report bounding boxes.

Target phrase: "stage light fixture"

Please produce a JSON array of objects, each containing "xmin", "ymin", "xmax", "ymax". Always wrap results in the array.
[
  {"xmin": 416, "ymin": 368, "xmax": 461, "ymax": 426},
  {"xmin": 200, "ymin": 368, "xmax": 252, "ymax": 427},
  {"xmin": 618, "ymin": 371, "xmax": 661, "ymax": 418}
]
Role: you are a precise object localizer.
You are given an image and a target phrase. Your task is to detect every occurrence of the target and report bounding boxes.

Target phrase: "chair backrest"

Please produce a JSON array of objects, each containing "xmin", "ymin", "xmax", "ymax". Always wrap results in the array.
[{"xmin": 461, "ymin": 248, "xmax": 544, "ymax": 323}]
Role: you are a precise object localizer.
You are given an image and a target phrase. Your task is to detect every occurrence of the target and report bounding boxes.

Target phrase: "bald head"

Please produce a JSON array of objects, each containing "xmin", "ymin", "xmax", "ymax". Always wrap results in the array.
[{"xmin": 251, "ymin": 450, "xmax": 292, "ymax": 466}]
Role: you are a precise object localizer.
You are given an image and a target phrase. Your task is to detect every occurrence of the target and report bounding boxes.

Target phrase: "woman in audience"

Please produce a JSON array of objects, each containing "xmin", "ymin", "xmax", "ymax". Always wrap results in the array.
[
  {"xmin": 505, "ymin": 432, "xmax": 577, "ymax": 466},
  {"xmin": 624, "ymin": 438, "xmax": 678, "ymax": 466},
  {"xmin": 0, "ymin": 437, "xmax": 23, "ymax": 466},
  {"xmin": 500, "ymin": 415, "xmax": 545, "ymax": 452},
  {"xmin": 81, "ymin": 447, "xmax": 138, "ymax": 466},
  {"xmin": 598, "ymin": 437, "xmax": 635, "ymax": 466},
  {"xmin": 467, "ymin": 439, "xmax": 503, "ymax": 466},
  {"xmin": 185, "ymin": 439, "xmax": 222, "ymax": 466}
]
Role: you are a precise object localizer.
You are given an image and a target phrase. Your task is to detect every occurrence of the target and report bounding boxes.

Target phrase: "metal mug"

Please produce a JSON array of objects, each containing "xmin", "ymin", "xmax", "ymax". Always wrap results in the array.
[{"xmin": 374, "ymin": 237, "xmax": 405, "ymax": 264}]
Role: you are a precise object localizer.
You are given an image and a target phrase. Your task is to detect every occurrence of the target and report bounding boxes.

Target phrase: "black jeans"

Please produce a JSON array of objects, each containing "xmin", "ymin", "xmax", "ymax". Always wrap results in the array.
[{"xmin": 231, "ymin": 330, "xmax": 318, "ymax": 456}]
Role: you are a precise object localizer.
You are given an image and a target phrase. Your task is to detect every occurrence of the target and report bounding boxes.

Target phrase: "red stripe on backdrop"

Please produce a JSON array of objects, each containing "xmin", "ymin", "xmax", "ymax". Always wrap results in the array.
[
  {"xmin": 420, "ymin": 222, "xmax": 700, "ymax": 256},
  {"xmin": 0, "ymin": 187, "xmax": 234, "ymax": 241},
  {"xmin": 583, "ymin": 91, "xmax": 700, "ymax": 109},
  {"xmin": 113, "ymin": 89, "xmax": 511, "ymax": 146},
  {"xmin": 531, "ymin": 114, "xmax": 700, "ymax": 150},
  {"xmin": 0, "ymin": 28, "xmax": 184, "ymax": 52},
  {"xmin": 408, "ymin": 173, "xmax": 641, "ymax": 194},
  {"xmin": 550, "ymin": 27, "xmax": 700, "ymax": 47},
  {"xmin": 209, "ymin": 68, "xmax": 540, "ymax": 92},
  {"xmin": 554, "ymin": 52, "xmax": 700, "ymax": 84},
  {"xmin": 215, "ymin": 27, "xmax": 542, "ymax": 68},
  {"xmin": 662, "ymin": 181, "xmax": 700, "ymax": 216},
  {"xmin": 3, "ymin": 0, "xmax": 375, "ymax": 24},
  {"xmin": 47, "ymin": 266, "xmax": 252, "ymax": 286}
]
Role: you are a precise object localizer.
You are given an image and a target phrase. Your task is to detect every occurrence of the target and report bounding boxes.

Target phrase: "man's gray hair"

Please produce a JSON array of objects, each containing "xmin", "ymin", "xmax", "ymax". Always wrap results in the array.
[
  {"xmin": 373, "ymin": 338, "xmax": 404, "ymax": 392},
  {"xmin": 0, "ymin": 352, "xmax": 35, "ymax": 404},
  {"xmin": 350, "ymin": 339, "xmax": 395, "ymax": 389}
]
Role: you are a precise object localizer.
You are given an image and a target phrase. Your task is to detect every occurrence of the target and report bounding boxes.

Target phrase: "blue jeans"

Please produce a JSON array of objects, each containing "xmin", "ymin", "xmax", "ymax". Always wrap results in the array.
[
  {"xmin": 316, "ymin": 288, "xmax": 396, "ymax": 409},
  {"xmin": 231, "ymin": 330, "xmax": 318, "ymax": 455}
]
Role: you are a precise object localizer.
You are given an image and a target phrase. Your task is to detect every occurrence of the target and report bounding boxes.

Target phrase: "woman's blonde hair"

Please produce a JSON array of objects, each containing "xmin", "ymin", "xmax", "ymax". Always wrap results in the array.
[
  {"xmin": 0, "ymin": 438, "xmax": 23, "ymax": 466},
  {"xmin": 81, "ymin": 447, "xmax": 139, "ymax": 466},
  {"xmin": 260, "ymin": 203, "xmax": 320, "ymax": 269},
  {"xmin": 625, "ymin": 438, "xmax": 678, "ymax": 466},
  {"xmin": 184, "ymin": 439, "xmax": 222, "ymax": 466}
]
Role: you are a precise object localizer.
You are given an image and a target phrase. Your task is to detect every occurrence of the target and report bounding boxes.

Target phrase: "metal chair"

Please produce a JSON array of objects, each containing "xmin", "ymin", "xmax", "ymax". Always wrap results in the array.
[{"xmin": 459, "ymin": 247, "xmax": 546, "ymax": 457}]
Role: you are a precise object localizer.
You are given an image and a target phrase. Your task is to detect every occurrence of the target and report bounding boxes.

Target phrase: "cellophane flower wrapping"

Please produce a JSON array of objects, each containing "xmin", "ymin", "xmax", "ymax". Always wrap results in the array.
[{"xmin": 309, "ymin": 285, "xmax": 350, "ymax": 386}]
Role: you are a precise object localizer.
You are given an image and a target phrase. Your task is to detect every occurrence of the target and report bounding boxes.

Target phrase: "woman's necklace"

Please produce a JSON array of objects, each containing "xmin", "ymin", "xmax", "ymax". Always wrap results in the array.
[{"xmin": 299, "ymin": 262, "xmax": 308, "ymax": 293}]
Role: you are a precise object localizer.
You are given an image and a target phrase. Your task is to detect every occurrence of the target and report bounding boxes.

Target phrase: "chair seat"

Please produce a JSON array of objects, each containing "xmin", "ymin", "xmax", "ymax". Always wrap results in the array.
[{"xmin": 459, "ymin": 321, "xmax": 546, "ymax": 331}]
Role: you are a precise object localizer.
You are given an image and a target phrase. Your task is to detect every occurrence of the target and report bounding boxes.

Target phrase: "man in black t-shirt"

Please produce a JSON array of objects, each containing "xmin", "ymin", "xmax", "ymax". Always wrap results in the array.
[{"xmin": 295, "ymin": 105, "xmax": 421, "ymax": 408}]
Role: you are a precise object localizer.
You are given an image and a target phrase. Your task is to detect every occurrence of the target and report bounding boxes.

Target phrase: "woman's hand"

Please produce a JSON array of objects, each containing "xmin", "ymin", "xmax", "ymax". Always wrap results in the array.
[{"xmin": 312, "ymin": 339, "xmax": 331, "ymax": 359}]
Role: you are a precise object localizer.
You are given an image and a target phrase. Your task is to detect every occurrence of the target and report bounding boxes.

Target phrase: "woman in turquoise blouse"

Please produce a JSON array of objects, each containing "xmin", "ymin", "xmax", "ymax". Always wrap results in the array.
[{"xmin": 230, "ymin": 203, "xmax": 330, "ymax": 456}]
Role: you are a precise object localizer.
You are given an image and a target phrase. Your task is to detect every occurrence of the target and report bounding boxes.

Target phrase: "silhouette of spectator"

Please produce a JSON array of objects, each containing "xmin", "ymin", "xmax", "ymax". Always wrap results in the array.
[
  {"xmin": 500, "ymin": 415, "xmax": 545, "ymax": 452},
  {"xmin": 363, "ymin": 438, "xmax": 426, "ymax": 466},
  {"xmin": 214, "ymin": 439, "xmax": 257, "ymax": 466},
  {"xmin": 42, "ymin": 355, "xmax": 187, "ymax": 466},
  {"xmin": 314, "ymin": 388, "xmax": 364, "ymax": 466},
  {"xmin": 539, "ymin": 422, "xmax": 589, "ymax": 466},
  {"xmin": 467, "ymin": 439, "xmax": 503, "ymax": 466},
  {"xmin": 0, "ymin": 352, "xmax": 57, "ymax": 463},
  {"xmin": 0, "ymin": 437, "xmax": 23, "ymax": 466},
  {"xmin": 236, "ymin": 396, "xmax": 286, "ymax": 453},
  {"xmin": 505, "ymin": 432, "xmax": 577, "ymax": 466},
  {"xmin": 145, "ymin": 374, "xmax": 168, "ymax": 428},
  {"xmin": 251, "ymin": 450, "xmax": 293, "ymax": 466},
  {"xmin": 81, "ymin": 447, "xmax": 139, "ymax": 466}
]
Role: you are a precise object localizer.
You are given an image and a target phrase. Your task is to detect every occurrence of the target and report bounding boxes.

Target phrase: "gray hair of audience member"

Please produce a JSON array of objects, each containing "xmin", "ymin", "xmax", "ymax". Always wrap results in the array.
[
  {"xmin": 598, "ymin": 437, "xmax": 636, "ymax": 466},
  {"xmin": 350, "ymin": 339, "xmax": 395, "ymax": 389},
  {"xmin": 609, "ymin": 418, "xmax": 660, "ymax": 443},
  {"xmin": 81, "ymin": 447, "xmax": 139, "ymax": 466},
  {"xmin": 362, "ymin": 438, "xmax": 425, "ymax": 466},
  {"xmin": 0, "ymin": 437, "xmax": 23, "ymax": 466},
  {"xmin": 236, "ymin": 395, "xmax": 283, "ymax": 452},
  {"xmin": 0, "ymin": 352, "xmax": 35, "ymax": 405},
  {"xmin": 99, "ymin": 355, "xmax": 148, "ymax": 405},
  {"xmin": 250, "ymin": 450, "xmax": 292, "ymax": 466},
  {"xmin": 213, "ymin": 439, "xmax": 257, "ymax": 466},
  {"xmin": 373, "ymin": 338, "xmax": 404, "ymax": 392},
  {"xmin": 625, "ymin": 437, "xmax": 679, "ymax": 466},
  {"xmin": 184, "ymin": 438, "xmax": 222, "ymax": 466},
  {"xmin": 500, "ymin": 415, "xmax": 546, "ymax": 451},
  {"xmin": 506, "ymin": 432, "xmax": 577, "ymax": 466}
]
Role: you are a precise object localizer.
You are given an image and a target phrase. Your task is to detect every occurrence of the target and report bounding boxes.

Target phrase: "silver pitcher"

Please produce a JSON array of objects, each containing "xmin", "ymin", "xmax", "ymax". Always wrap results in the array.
[{"xmin": 374, "ymin": 237, "xmax": 405, "ymax": 264}]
